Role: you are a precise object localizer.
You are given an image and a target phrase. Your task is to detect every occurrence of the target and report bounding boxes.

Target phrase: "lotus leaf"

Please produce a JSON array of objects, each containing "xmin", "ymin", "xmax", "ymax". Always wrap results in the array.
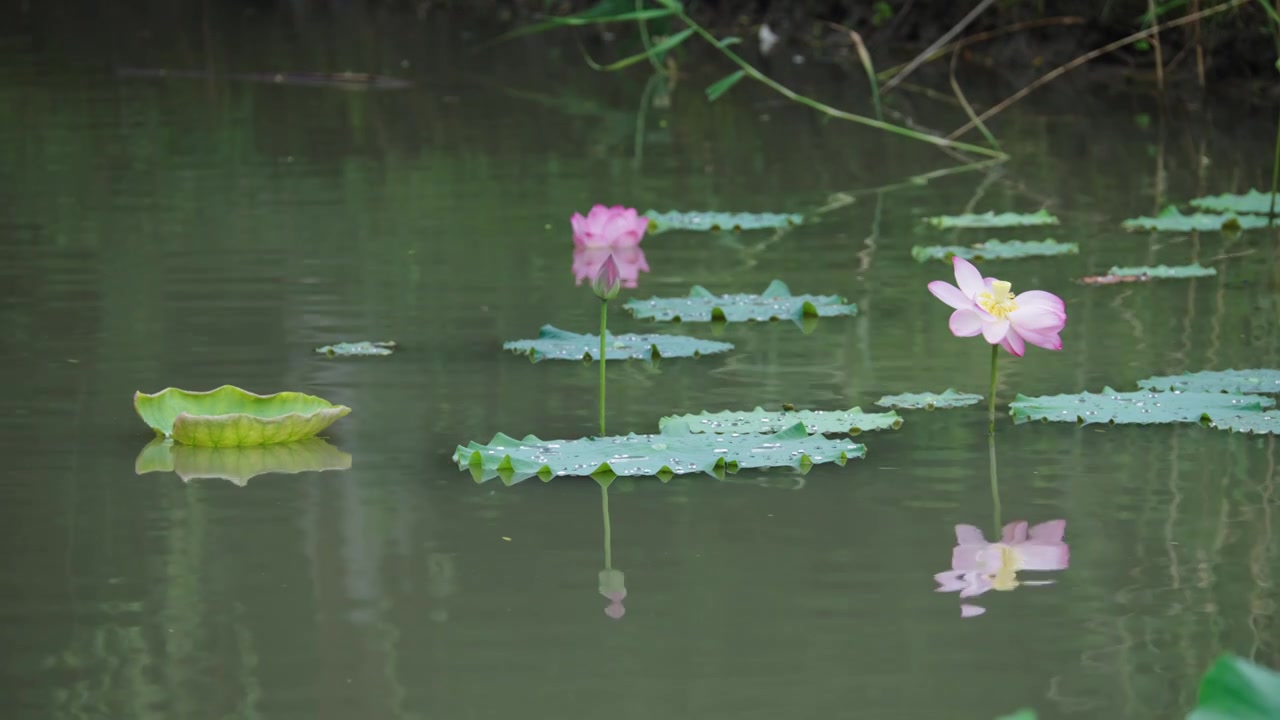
[
  {"xmin": 1206, "ymin": 411, "xmax": 1280, "ymax": 435},
  {"xmin": 922, "ymin": 210, "xmax": 1059, "ymax": 229},
  {"xmin": 876, "ymin": 389, "xmax": 983, "ymax": 410},
  {"xmin": 1189, "ymin": 654, "xmax": 1280, "ymax": 720},
  {"xmin": 623, "ymin": 280, "xmax": 857, "ymax": 324},
  {"xmin": 135, "ymin": 438, "xmax": 352, "ymax": 485},
  {"xmin": 644, "ymin": 210, "xmax": 803, "ymax": 233},
  {"xmin": 910, "ymin": 239, "xmax": 1078, "ymax": 263},
  {"xmin": 316, "ymin": 340, "xmax": 396, "ymax": 356},
  {"xmin": 1138, "ymin": 369, "xmax": 1280, "ymax": 395},
  {"xmin": 1189, "ymin": 189, "xmax": 1280, "ymax": 215},
  {"xmin": 1105, "ymin": 264, "xmax": 1217, "ymax": 279},
  {"xmin": 1009, "ymin": 387, "xmax": 1274, "ymax": 426},
  {"xmin": 1121, "ymin": 207, "xmax": 1269, "ymax": 232},
  {"xmin": 503, "ymin": 325, "xmax": 733, "ymax": 362},
  {"xmin": 659, "ymin": 406, "xmax": 902, "ymax": 435},
  {"xmin": 133, "ymin": 385, "xmax": 351, "ymax": 447},
  {"xmin": 452, "ymin": 420, "xmax": 865, "ymax": 483}
]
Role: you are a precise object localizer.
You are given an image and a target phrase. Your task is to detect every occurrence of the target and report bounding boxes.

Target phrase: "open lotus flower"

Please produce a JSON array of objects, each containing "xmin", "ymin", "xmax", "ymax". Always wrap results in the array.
[
  {"xmin": 934, "ymin": 520, "xmax": 1068, "ymax": 618},
  {"xmin": 572, "ymin": 205, "xmax": 648, "ymax": 248},
  {"xmin": 573, "ymin": 246, "xmax": 649, "ymax": 289},
  {"xmin": 928, "ymin": 256, "xmax": 1066, "ymax": 356}
]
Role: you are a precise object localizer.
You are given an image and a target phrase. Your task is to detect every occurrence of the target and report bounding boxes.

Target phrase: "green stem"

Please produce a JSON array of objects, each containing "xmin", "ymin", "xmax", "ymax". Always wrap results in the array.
[
  {"xmin": 636, "ymin": 0, "xmax": 665, "ymax": 74},
  {"xmin": 669, "ymin": 7, "xmax": 1006, "ymax": 160},
  {"xmin": 599, "ymin": 299, "xmax": 608, "ymax": 436},
  {"xmin": 988, "ymin": 343, "xmax": 999, "ymax": 435},
  {"xmin": 988, "ymin": 430, "xmax": 1002, "ymax": 534},
  {"xmin": 601, "ymin": 485, "xmax": 612, "ymax": 569}
]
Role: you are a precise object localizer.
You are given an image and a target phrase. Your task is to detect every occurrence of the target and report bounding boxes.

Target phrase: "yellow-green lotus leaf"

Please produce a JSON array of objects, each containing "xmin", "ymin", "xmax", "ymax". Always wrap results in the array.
[{"xmin": 133, "ymin": 385, "xmax": 351, "ymax": 447}]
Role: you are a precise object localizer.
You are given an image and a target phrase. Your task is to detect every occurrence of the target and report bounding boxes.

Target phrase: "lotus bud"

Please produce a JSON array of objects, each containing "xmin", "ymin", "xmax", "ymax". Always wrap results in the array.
[{"xmin": 591, "ymin": 254, "xmax": 622, "ymax": 301}]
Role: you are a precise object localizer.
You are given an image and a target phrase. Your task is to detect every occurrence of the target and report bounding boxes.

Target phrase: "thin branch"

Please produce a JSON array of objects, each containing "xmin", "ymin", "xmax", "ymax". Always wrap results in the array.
[
  {"xmin": 948, "ymin": 0, "xmax": 1249, "ymax": 140},
  {"xmin": 949, "ymin": 45, "xmax": 1000, "ymax": 150},
  {"xmin": 881, "ymin": 0, "xmax": 1000, "ymax": 94}
]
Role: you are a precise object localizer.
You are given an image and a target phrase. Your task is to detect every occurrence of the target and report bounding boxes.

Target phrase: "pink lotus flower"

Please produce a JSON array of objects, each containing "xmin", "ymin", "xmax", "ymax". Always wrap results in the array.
[
  {"xmin": 591, "ymin": 254, "xmax": 622, "ymax": 301},
  {"xmin": 573, "ymin": 247, "xmax": 649, "ymax": 289},
  {"xmin": 934, "ymin": 520, "xmax": 1069, "ymax": 618},
  {"xmin": 928, "ymin": 257, "xmax": 1066, "ymax": 356},
  {"xmin": 572, "ymin": 205, "xmax": 649, "ymax": 249}
]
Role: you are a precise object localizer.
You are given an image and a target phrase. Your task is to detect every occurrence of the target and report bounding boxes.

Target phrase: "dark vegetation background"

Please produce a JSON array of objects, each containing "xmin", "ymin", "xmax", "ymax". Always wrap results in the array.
[{"xmin": 14, "ymin": 0, "xmax": 1280, "ymax": 90}]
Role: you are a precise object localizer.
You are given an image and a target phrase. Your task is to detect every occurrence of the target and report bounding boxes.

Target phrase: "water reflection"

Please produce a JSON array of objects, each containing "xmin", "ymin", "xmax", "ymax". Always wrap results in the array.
[
  {"xmin": 936, "ymin": 431, "xmax": 1069, "ymax": 617},
  {"xmin": 573, "ymin": 247, "xmax": 650, "ymax": 289},
  {"xmin": 134, "ymin": 438, "xmax": 352, "ymax": 485},
  {"xmin": 934, "ymin": 520, "xmax": 1070, "ymax": 618},
  {"xmin": 596, "ymin": 476, "xmax": 627, "ymax": 620}
]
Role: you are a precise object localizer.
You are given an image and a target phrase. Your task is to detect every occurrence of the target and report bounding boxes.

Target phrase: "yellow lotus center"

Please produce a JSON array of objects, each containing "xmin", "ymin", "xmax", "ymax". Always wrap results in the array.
[
  {"xmin": 978, "ymin": 280, "xmax": 1018, "ymax": 319},
  {"xmin": 988, "ymin": 545, "xmax": 1021, "ymax": 592}
]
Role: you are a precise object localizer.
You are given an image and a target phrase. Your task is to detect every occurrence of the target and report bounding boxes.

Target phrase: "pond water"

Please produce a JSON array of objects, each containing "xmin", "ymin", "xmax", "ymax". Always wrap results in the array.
[{"xmin": 3, "ymin": 8, "xmax": 1279, "ymax": 720}]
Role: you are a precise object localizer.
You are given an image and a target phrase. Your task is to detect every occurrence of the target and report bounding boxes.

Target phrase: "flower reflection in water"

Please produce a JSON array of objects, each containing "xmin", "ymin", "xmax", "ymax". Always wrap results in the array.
[
  {"xmin": 573, "ymin": 246, "xmax": 649, "ymax": 289},
  {"xmin": 935, "ymin": 520, "xmax": 1069, "ymax": 618}
]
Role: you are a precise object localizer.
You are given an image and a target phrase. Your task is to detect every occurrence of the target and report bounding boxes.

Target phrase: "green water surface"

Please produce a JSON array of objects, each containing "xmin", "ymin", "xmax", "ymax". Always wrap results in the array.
[{"xmin": 2, "ymin": 7, "xmax": 1279, "ymax": 720}]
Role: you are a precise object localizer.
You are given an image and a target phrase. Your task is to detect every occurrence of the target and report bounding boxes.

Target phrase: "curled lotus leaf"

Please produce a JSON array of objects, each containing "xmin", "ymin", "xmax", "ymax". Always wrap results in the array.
[
  {"xmin": 1009, "ymin": 387, "xmax": 1274, "ymax": 426},
  {"xmin": 1189, "ymin": 189, "xmax": 1280, "ymax": 215},
  {"xmin": 452, "ymin": 420, "xmax": 865, "ymax": 484},
  {"xmin": 1121, "ymin": 207, "xmax": 1269, "ymax": 232},
  {"xmin": 876, "ymin": 389, "xmax": 983, "ymax": 410},
  {"xmin": 1138, "ymin": 369, "xmax": 1280, "ymax": 395},
  {"xmin": 659, "ymin": 406, "xmax": 902, "ymax": 435},
  {"xmin": 503, "ymin": 325, "xmax": 733, "ymax": 362},
  {"xmin": 644, "ymin": 209, "xmax": 803, "ymax": 233},
  {"xmin": 316, "ymin": 340, "xmax": 397, "ymax": 357},
  {"xmin": 624, "ymin": 280, "xmax": 856, "ymax": 324},
  {"xmin": 133, "ymin": 385, "xmax": 351, "ymax": 447},
  {"xmin": 922, "ymin": 210, "xmax": 1059, "ymax": 229},
  {"xmin": 911, "ymin": 239, "xmax": 1078, "ymax": 263},
  {"xmin": 135, "ymin": 438, "xmax": 352, "ymax": 485}
]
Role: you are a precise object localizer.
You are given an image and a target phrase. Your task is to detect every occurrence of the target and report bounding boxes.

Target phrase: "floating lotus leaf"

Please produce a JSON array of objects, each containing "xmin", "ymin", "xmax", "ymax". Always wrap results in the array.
[
  {"xmin": 922, "ymin": 210, "xmax": 1059, "ymax": 229},
  {"xmin": 503, "ymin": 325, "xmax": 733, "ymax": 362},
  {"xmin": 1009, "ymin": 387, "xmax": 1274, "ymax": 426},
  {"xmin": 1206, "ymin": 412, "xmax": 1280, "ymax": 435},
  {"xmin": 315, "ymin": 340, "xmax": 397, "ymax": 357},
  {"xmin": 1138, "ymin": 369, "xmax": 1280, "ymax": 395},
  {"xmin": 135, "ymin": 438, "xmax": 352, "ymax": 485},
  {"xmin": 658, "ymin": 406, "xmax": 903, "ymax": 435},
  {"xmin": 1189, "ymin": 654, "xmax": 1280, "ymax": 720},
  {"xmin": 1189, "ymin": 189, "xmax": 1280, "ymax": 215},
  {"xmin": 623, "ymin": 280, "xmax": 857, "ymax": 323},
  {"xmin": 1105, "ymin": 264, "xmax": 1217, "ymax": 279},
  {"xmin": 876, "ymin": 389, "xmax": 983, "ymax": 410},
  {"xmin": 133, "ymin": 385, "xmax": 351, "ymax": 447},
  {"xmin": 452, "ymin": 421, "xmax": 864, "ymax": 483},
  {"xmin": 911, "ymin": 239, "xmax": 1077, "ymax": 263},
  {"xmin": 1121, "ymin": 207, "xmax": 1269, "ymax": 232},
  {"xmin": 644, "ymin": 209, "xmax": 803, "ymax": 233}
]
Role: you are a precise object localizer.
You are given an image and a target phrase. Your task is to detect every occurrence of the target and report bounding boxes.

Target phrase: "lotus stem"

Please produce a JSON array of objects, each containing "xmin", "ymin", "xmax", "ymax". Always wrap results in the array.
[
  {"xmin": 989, "ymin": 344, "xmax": 999, "ymax": 435},
  {"xmin": 989, "ymin": 430, "xmax": 1002, "ymax": 533},
  {"xmin": 599, "ymin": 299, "xmax": 608, "ymax": 436}
]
